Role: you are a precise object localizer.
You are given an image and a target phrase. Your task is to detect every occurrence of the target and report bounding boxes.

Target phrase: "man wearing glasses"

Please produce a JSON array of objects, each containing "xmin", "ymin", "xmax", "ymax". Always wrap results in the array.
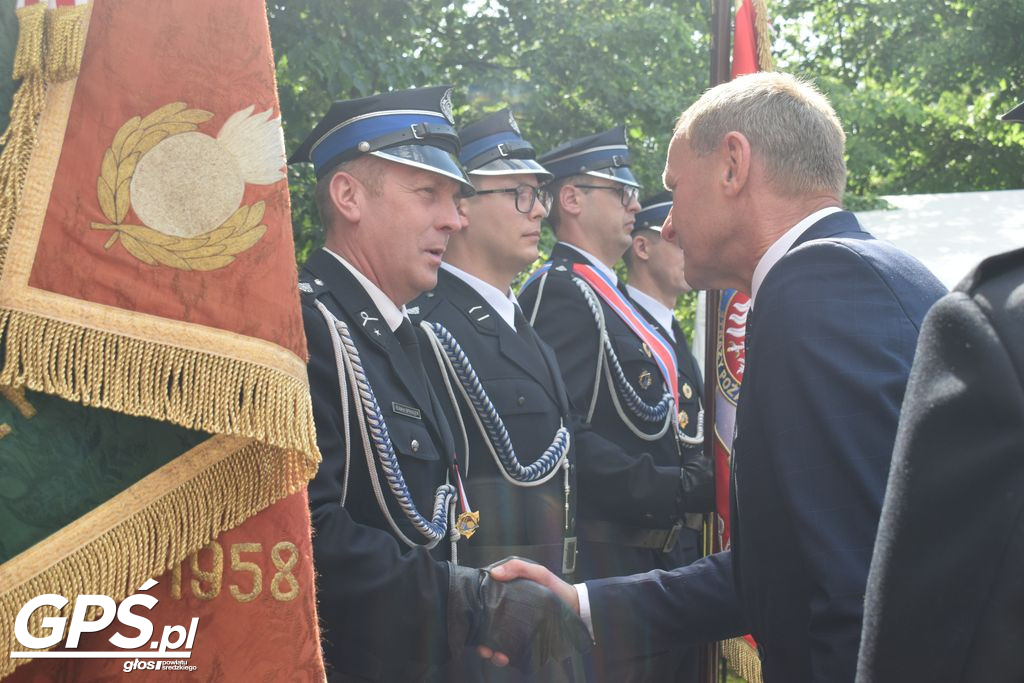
[
  {"xmin": 411, "ymin": 108, "xmax": 583, "ymax": 682},
  {"xmin": 517, "ymin": 128, "xmax": 714, "ymax": 683}
]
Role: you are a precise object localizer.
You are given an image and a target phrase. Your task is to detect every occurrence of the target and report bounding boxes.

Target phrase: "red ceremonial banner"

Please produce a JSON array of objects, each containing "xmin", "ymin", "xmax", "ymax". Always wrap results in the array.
[
  {"xmin": 0, "ymin": 0, "xmax": 323, "ymax": 677},
  {"xmin": 713, "ymin": 1, "xmax": 772, "ymax": 679},
  {"xmin": 27, "ymin": 0, "xmax": 304, "ymax": 356},
  {"xmin": 6, "ymin": 493, "xmax": 325, "ymax": 682}
]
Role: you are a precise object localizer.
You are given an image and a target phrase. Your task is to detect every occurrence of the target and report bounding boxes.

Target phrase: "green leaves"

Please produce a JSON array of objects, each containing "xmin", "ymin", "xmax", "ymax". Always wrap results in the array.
[{"xmin": 262, "ymin": 0, "xmax": 1021, "ymax": 332}]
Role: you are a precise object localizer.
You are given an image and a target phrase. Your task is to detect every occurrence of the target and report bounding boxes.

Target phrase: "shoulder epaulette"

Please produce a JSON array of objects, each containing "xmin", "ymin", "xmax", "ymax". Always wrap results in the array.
[
  {"xmin": 408, "ymin": 289, "xmax": 441, "ymax": 321},
  {"xmin": 298, "ymin": 275, "xmax": 328, "ymax": 299}
]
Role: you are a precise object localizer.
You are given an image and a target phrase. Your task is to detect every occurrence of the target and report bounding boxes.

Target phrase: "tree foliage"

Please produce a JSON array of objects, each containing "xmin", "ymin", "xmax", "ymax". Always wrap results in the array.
[
  {"xmin": 1, "ymin": 0, "xmax": 1021, "ymax": 330},
  {"xmin": 267, "ymin": 0, "xmax": 711, "ymax": 265},
  {"xmin": 773, "ymin": 0, "xmax": 1024, "ymax": 198}
]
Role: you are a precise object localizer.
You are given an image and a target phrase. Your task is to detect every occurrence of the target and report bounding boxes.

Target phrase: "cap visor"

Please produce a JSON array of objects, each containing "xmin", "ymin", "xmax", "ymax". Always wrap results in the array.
[
  {"xmin": 372, "ymin": 145, "xmax": 476, "ymax": 194},
  {"xmin": 586, "ymin": 166, "xmax": 640, "ymax": 188},
  {"xmin": 468, "ymin": 158, "xmax": 553, "ymax": 182}
]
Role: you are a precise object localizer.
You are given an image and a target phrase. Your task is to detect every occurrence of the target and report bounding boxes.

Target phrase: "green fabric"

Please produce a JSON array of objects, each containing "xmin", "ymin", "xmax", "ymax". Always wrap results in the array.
[{"xmin": 0, "ymin": 389, "xmax": 207, "ymax": 563}]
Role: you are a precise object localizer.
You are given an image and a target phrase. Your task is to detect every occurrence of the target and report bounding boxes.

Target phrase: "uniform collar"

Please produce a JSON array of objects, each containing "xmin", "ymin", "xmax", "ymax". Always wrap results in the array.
[
  {"xmin": 440, "ymin": 262, "xmax": 519, "ymax": 331},
  {"xmin": 750, "ymin": 206, "xmax": 842, "ymax": 307},
  {"xmin": 558, "ymin": 241, "xmax": 619, "ymax": 285},
  {"xmin": 324, "ymin": 247, "xmax": 406, "ymax": 331},
  {"xmin": 626, "ymin": 284, "xmax": 676, "ymax": 342}
]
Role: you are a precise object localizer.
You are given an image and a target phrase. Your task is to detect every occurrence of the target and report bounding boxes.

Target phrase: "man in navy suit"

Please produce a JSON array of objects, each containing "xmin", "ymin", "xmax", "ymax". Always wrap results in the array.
[{"xmin": 486, "ymin": 72, "xmax": 946, "ymax": 682}]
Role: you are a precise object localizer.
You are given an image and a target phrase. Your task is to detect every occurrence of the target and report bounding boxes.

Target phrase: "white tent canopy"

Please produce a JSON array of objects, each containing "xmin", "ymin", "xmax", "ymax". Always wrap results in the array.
[{"xmin": 856, "ymin": 189, "xmax": 1024, "ymax": 289}]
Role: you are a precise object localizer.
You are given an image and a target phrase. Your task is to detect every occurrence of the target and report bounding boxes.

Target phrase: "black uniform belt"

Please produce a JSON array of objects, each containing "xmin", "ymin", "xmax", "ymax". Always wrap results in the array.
[{"xmin": 577, "ymin": 518, "xmax": 699, "ymax": 553}]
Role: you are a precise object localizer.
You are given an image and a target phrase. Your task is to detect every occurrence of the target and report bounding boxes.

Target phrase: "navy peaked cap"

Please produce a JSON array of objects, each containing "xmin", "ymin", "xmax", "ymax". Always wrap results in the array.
[
  {"xmin": 633, "ymin": 191, "xmax": 672, "ymax": 234},
  {"xmin": 538, "ymin": 125, "xmax": 639, "ymax": 187},
  {"xmin": 1002, "ymin": 100, "xmax": 1024, "ymax": 122},
  {"xmin": 457, "ymin": 109, "xmax": 551, "ymax": 181},
  {"xmin": 288, "ymin": 85, "xmax": 473, "ymax": 193}
]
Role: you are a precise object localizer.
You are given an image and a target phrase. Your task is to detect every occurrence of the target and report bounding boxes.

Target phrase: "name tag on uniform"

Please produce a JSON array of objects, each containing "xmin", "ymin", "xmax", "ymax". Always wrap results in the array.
[{"xmin": 392, "ymin": 402, "xmax": 422, "ymax": 420}]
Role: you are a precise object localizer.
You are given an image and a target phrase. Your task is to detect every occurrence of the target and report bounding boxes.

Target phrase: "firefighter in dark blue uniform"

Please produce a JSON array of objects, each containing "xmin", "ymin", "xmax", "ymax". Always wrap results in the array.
[
  {"xmin": 517, "ymin": 128, "xmax": 713, "ymax": 683},
  {"xmin": 411, "ymin": 109, "xmax": 584, "ymax": 682},
  {"xmin": 621, "ymin": 191, "xmax": 708, "ymax": 682},
  {"xmin": 289, "ymin": 87, "xmax": 588, "ymax": 682}
]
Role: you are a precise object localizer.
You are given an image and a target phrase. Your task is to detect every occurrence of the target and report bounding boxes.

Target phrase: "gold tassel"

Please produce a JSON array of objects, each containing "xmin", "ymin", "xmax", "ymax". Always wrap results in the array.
[
  {"xmin": 0, "ymin": 308, "xmax": 321, "ymax": 470},
  {"xmin": 0, "ymin": 3, "xmax": 48, "ymax": 250},
  {"xmin": 0, "ymin": 437, "xmax": 312, "ymax": 677},
  {"xmin": 751, "ymin": 0, "xmax": 775, "ymax": 72},
  {"xmin": 722, "ymin": 636, "xmax": 764, "ymax": 683},
  {"xmin": 0, "ymin": 383, "xmax": 37, "ymax": 418},
  {"xmin": 44, "ymin": 3, "xmax": 90, "ymax": 83},
  {"xmin": 11, "ymin": 2, "xmax": 46, "ymax": 81},
  {"xmin": 0, "ymin": 75, "xmax": 45, "ymax": 245}
]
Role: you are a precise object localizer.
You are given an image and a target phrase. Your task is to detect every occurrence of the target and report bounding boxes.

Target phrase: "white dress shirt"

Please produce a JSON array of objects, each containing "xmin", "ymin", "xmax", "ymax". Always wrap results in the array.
[
  {"xmin": 440, "ymin": 262, "xmax": 518, "ymax": 331},
  {"xmin": 324, "ymin": 247, "xmax": 406, "ymax": 332},
  {"xmin": 560, "ymin": 242, "xmax": 620, "ymax": 284},
  {"xmin": 750, "ymin": 206, "xmax": 842, "ymax": 307},
  {"xmin": 626, "ymin": 284, "xmax": 676, "ymax": 342}
]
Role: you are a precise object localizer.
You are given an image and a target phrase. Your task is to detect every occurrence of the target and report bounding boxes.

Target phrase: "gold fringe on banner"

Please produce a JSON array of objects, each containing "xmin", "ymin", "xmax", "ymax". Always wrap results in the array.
[
  {"xmin": 0, "ymin": 3, "xmax": 47, "ymax": 249},
  {"xmin": 0, "ymin": 435, "xmax": 312, "ymax": 678},
  {"xmin": 751, "ymin": 0, "xmax": 775, "ymax": 72},
  {"xmin": 12, "ymin": 3, "xmax": 46, "ymax": 80},
  {"xmin": 43, "ymin": 2, "xmax": 89, "ymax": 83},
  {"xmin": 0, "ymin": 308, "xmax": 321, "ymax": 469},
  {"xmin": 722, "ymin": 636, "xmax": 764, "ymax": 683}
]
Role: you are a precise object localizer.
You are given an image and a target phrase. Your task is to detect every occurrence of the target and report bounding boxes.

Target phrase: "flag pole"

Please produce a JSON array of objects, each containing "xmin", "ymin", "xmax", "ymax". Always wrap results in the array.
[{"xmin": 700, "ymin": 4, "xmax": 733, "ymax": 683}]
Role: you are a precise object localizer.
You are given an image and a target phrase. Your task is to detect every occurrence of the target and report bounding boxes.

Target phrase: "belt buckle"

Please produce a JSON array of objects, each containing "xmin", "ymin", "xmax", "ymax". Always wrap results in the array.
[
  {"xmin": 562, "ymin": 536, "xmax": 578, "ymax": 576},
  {"xmin": 662, "ymin": 521, "xmax": 683, "ymax": 553}
]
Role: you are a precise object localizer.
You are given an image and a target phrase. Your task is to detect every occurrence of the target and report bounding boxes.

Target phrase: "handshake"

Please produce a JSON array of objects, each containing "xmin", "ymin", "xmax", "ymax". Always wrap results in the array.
[{"xmin": 448, "ymin": 558, "xmax": 590, "ymax": 673}]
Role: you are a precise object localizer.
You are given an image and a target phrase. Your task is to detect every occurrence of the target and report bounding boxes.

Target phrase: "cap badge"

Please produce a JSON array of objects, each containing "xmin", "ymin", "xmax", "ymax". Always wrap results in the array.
[
  {"xmin": 508, "ymin": 111, "xmax": 521, "ymax": 135},
  {"xmin": 439, "ymin": 88, "xmax": 455, "ymax": 124}
]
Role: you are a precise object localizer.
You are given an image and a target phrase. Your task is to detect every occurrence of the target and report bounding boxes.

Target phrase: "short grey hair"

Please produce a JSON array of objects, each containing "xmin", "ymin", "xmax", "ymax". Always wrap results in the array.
[
  {"xmin": 673, "ymin": 72, "xmax": 846, "ymax": 197},
  {"xmin": 314, "ymin": 156, "xmax": 384, "ymax": 231}
]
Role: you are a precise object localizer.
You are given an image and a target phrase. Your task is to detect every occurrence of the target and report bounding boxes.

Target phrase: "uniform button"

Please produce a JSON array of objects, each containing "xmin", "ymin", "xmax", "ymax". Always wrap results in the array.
[
  {"xmin": 314, "ymin": 278, "xmax": 324, "ymax": 286},
  {"xmin": 642, "ymin": 513, "xmax": 654, "ymax": 521},
  {"xmin": 410, "ymin": 439, "xmax": 420, "ymax": 453},
  {"xmin": 516, "ymin": 396, "xmax": 525, "ymax": 406}
]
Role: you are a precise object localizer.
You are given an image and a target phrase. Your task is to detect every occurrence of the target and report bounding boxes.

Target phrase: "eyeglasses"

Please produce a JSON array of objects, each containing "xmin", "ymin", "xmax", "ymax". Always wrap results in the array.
[
  {"xmin": 573, "ymin": 183, "xmax": 641, "ymax": 207},
  {"xmin": 473, "ymin": 184, "xmax": 552, "ymax": 214}
]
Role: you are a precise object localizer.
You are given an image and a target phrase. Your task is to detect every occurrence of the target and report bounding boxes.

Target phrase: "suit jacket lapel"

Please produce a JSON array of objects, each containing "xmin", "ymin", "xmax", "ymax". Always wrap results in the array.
[{"xmin": 438, "ymin": 270, "xmax": 562, "ymax": 405}]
